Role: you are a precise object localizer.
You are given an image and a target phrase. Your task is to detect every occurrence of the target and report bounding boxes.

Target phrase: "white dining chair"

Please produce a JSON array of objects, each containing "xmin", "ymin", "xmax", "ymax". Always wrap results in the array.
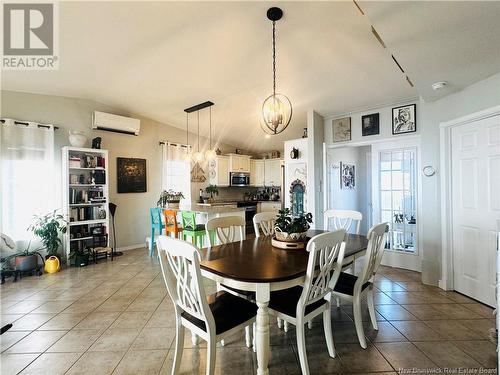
[
  {"xmin": 324, "ymin": 209, "xmax": 362, "ymax": 234},
  {"xmin": 329, "ymin": 222, "xmax": 389, "ymax": 349},
  {"xmin": 253, "ymin": 212, "xmax": 276, "ymax": 237},
  {"xmin": 157, "ymin": 235, "xmax": 257, "ymax": 375},
  {"xmin": 267, "ymin": 230, "xmax": 346, "ymax": 375},
  {"xmin": 206, "ymin": 216, "xmax": 245, "ymax": 247}
]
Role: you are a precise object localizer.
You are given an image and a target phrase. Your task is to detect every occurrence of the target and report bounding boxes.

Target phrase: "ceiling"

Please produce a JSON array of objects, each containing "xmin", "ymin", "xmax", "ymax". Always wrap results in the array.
[{"xmin": 2, "ymin": 1, "xmax": 499, "ymax": 152}]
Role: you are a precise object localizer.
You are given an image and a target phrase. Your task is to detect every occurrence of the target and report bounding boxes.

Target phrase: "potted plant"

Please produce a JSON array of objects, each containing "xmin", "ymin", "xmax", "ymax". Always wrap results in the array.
[
  {"xmin": 13, "ymin": 241, "xmax": 44, "ymax": 274},
  {"xmin": 205, "ymin": 185, "xmax": 219, "ymax": 202},
  {"xmin": 28, "ymin": 210, "xmax": 67, "ymax": 261},
  {"xmin": 157, "ymin": 190, "xmax": 185, "ymax": 208},
  {"xmin": 274, "ymin": 208, "xmax": 313, "ymax": 243}
]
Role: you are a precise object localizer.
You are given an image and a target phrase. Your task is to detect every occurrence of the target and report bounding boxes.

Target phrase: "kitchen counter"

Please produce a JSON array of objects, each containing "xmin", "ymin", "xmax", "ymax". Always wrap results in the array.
[{"xmin": 181, "ymin": 204, "xmax": 244, "ymax": 214}]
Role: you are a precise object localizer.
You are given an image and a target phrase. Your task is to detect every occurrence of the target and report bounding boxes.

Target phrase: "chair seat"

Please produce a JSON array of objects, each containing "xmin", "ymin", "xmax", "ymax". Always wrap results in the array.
[
  {"xmin": 181, "ymin": 291, "xmax": 257, "ymax": 335},
  {"xmin": 333, "ymin": 272, "xmax": 371, "ymax": 296},
  {"xmin": 183, "ymin": 224, "xmax": 205, "ymax": 232},
  {"xmin": 93, "ymin": 247, "xmax": 111, "ymax": 254},
  {"xmin": 221, "ymin": 284, "xmax": 255, "ymax": 299},
  {"xmin": 268, "ymin": 286, "xmax": 327, "ymax": 318}
]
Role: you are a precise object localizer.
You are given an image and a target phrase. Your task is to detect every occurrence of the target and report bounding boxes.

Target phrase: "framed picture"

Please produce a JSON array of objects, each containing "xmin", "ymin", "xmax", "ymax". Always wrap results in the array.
[
  {"xmin": 340, "ymin": 162, "xmax": 355, "ymax": 190},
  {"xmin": 117, "ymin": 157, "xmax": 147, "ymax": 193},
  {"xmin": 332, "ymin": 117, "xmax": 351, "ymax": 142},
  {"xmin": 392, "ymin": 104, "xmax": 416, "ymax": 135},
  {"xmin": 361, "ymin": 113, "xmax": 379, "ymax": 136}
]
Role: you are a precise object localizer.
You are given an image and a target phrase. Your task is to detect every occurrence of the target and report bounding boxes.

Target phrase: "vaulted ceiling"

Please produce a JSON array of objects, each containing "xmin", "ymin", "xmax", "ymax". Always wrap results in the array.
[{"xmin": 2, "ymin": 1, "xmax": 499, "ymax": 151}]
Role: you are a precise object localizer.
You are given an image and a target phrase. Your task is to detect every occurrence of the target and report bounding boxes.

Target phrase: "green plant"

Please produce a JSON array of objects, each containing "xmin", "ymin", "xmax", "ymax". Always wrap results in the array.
[
  {"xmin": 28, "ymin": 210, "xmax": 67, "ymax": 257},
  {"xmin": 205, "ymin": 185, "xmax": 219, "ymax": 199},
  {"xmin": 157, "ymin": 190, "xmax": 185, "ymax": 207},
  {"xmin": 275, "ymin": 208, "xmax": 313, "ymax": 233}
]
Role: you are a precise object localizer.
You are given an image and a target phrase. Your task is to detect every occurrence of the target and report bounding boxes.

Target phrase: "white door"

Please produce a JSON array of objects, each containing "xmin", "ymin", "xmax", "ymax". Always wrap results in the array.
[
  {"xmin": 372, "ymin": 139, "xmax": 421, "ymax": 272},
  {"xmin": 451, "ymin": 114, "xmax": 500, "ymax": 307}
]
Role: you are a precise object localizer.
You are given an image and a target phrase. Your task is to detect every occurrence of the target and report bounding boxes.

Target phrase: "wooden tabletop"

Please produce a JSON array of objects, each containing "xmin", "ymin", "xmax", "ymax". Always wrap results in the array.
[{"xmin": 199, "ymin": 230, "xmax": 368, "ymax": 283}]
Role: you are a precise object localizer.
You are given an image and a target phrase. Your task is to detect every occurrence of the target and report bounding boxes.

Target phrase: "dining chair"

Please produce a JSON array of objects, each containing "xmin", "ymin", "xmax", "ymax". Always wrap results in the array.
[
  {"xmin": 206, "ymin": 216, "xmax": 245, "ymax": 247},
  {"xmin": 253, "ymin": 212, "xmax": 276, "ymax": 238},
  {"xmin": 149, "ymin": 207, "xmax": 165, "ymax": 256},
  {"xmin": 157, "ymin": 235, "xmax": 257, "ymax": 375},
  {"xmin": 181, "ymin": 211, "xmax": 206, "ymax": 248},
  {"xmin": 267, "ymin": 230, "xmax": 346, "ymax": 375},
  {"xmin": 163, "ymin": 209, "xmax": 183, "ymax": 239},
  {"xmin": 329, "ymin": 222, "xmax": 389, "ymax": 349}
]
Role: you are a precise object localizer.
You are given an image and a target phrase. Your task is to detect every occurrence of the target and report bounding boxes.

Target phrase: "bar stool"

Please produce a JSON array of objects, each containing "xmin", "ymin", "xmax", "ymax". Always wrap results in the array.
[
  {"xmin": 181, "ymin": 211, "xmax": 206, "ymax": 248},
  {"xmin": 149, "ymin": 207, "xmax": 165, "ymax": 256},
  {"xmin": 164, "ymin": 209, "xmax": 183, "ymax": 239}
]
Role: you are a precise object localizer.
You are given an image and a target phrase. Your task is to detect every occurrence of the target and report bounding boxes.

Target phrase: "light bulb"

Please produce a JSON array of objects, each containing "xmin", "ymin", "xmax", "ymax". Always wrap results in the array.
[
  {"xmin": 261, "ymin": 93, "xmax": 292, "ymax": 135},
  {"xmin": 193, "ymin": 151, "xmax": 204, "ymax": 162},
  {"xmin": 205, "ymin": 149, "xmax": 217, "ymax": 160}
]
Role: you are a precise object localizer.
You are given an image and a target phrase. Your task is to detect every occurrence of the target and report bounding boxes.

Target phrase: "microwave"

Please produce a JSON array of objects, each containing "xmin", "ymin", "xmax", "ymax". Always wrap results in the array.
[{"xmin": 230, "ymin": 172, "xmax": 250, "ymax": 187}]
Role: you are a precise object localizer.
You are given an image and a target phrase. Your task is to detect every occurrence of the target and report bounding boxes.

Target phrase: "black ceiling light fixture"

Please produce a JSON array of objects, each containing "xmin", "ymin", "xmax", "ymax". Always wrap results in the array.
[
  {"xmin": 183, "ymin": 101, "xmax": 215, "ymax": 162},
  {"xmin": 261, "ymin": 7, "xmax": 292, "ymax": 136}
]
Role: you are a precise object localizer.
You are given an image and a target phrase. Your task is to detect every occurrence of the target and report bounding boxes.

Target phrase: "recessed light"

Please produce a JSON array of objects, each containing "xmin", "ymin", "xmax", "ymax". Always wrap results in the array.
[{"xmin": 431, "ymin": 81, "xmax": 448, "ymax": 90}]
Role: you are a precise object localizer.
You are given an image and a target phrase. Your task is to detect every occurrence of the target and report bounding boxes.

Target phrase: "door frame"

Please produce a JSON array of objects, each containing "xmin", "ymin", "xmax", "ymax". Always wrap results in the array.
[{"xmin": 439, "ymin": 105, "xmax": 500, "ymax": 291}]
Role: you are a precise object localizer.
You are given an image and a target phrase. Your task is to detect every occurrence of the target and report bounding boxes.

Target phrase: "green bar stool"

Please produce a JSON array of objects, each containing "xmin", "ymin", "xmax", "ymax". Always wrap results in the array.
[{"xmin": 180, "ymin": 211, "xmax": 207, "ymax": 248}]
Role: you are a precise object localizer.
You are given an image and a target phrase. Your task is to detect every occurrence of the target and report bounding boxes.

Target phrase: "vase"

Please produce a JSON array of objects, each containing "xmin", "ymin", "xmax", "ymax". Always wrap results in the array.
[
  {"xmin": 69, "ymin": 130, "xmax": 88, "ymax": 147},
  {"xmin": 167, "ymin": 201, "xmax": 180, "ymax": 209}
]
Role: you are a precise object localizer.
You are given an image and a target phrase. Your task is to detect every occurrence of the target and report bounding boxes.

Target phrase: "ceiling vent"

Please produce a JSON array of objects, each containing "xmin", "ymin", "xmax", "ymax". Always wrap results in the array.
[{"xmin": 92, "ymin": 111, "xmax": 140, "ymax": 135}]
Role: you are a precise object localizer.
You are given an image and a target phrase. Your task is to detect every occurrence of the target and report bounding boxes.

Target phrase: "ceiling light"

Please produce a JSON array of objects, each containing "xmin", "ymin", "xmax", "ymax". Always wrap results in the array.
[
  {"xmin": 431, "ymin": 81, "xmax": 448, "ymax": 90},
  {"xmin": 261, "ymin": 7, "xmax": 292, "ymax": 136}
]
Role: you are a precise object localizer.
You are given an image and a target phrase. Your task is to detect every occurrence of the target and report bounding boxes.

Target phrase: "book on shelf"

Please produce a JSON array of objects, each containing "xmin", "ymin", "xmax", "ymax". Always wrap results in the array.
[
  {"xmin": 70, "ymin": 206, "xmax": 106, "ymax": 222},
  {"xmin": 69, "ymin": 187, "xmax": 105, "ymax": 204},
  {"xmin": 68, "ymin": 154, "xmax": 106, "ymax": 169}
]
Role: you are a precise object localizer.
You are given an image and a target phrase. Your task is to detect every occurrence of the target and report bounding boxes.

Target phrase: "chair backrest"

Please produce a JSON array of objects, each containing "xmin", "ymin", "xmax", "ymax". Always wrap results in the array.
[
  {"xmin": 253, "ymin": 212, "xmax": 276, "ymax": 238},
  {"xmin": 206, "ymin": 216, "xmax": 245, "ymax": 247},
  {"xmin": 150, "ymin": 208, "xmax": 163, "ymax": 227},
  {"xmin": 298, "ymin": 230, "xmax": 346, "ymax": 312},
  {"xmin": 181, "ymin": 211, "xmax": 197, "ymax": 231},
  {"xmin": 163, "ymin": 209, "xmax": 179, "ymax": 231},
  {"xmin": 324, "ymin": 209, "xmax": 362, "ymax": 234},
  {"xmin": 157, "ymin": 235, "xmax": 215, "ymax": 329},
  {"xmin": 356, "ymin": 222, "xmax": 389, "ymax": 289}
]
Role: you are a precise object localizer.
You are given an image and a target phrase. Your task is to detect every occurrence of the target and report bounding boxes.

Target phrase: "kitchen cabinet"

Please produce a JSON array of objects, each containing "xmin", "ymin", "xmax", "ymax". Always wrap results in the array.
[
  {"xmin": 250, "ymin": 160, "xmax": 265, "ymax": 186},
  {"xmin": 264, "ymin": 159, "xmax": 282, "ymax": 186},
  {"xmin": 208, "ymin": 156, "xmax": 230, "ymax": 187},
  {"xmin": 229, "ymin": 154, "xmax": 251, "ymax": 173},
  {"xmin": 258, "ymin": 201, "xmax": 282, "ymax": 215}
]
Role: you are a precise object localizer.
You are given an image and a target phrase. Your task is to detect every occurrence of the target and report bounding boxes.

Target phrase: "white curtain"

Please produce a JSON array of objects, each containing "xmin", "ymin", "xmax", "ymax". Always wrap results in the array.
[
  {"xmin": 161, "ymin": 142, "xmax": 191, "ymax": 204},
  {"xmin": 1, "ymin": 120, "xmax": 55, "ymax": 241}
]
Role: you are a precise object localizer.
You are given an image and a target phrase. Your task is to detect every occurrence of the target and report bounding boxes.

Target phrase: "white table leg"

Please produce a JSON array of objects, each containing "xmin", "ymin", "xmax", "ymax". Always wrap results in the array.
[{"xmin": 255, "ymin": 284, "xmax": 270, "ymax": 375}]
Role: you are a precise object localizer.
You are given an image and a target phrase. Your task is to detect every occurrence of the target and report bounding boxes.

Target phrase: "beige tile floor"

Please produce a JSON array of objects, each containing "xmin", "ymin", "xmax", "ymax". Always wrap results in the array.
[{"xmin": 0, "ymin": 248, "xmax": 497, "ymax": 374}]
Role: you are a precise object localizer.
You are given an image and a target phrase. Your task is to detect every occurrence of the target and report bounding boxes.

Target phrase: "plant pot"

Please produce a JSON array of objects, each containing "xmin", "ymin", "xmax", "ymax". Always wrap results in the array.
[
  {"xmin": 68, "ymin": 130, "xmax": 88, "ymax": 147},
  {"xmin": 15, "ymin": 255, "xmax": 38, "ymax": 272},
  {"xmin": 167, "ymin": 200, "xmax": 180, "ymax": 209},
  {"xmin": 274, "ymin": 229, "xmax": 307, "ymax": 243}
]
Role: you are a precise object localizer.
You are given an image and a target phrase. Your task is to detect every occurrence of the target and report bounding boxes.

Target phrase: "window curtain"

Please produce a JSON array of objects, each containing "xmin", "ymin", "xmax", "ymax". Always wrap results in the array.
[
  {"xmin": 161, "ymin": 142, "xmax": 191, "ymax": 204},
  {"xmin": 1, "ymin": 119, "xmax": 55, "ymax": 241}
]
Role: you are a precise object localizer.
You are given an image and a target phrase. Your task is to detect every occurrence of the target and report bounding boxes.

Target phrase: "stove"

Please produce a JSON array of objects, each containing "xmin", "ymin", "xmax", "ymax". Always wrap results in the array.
[{"xmin": 237, "ymin": 201, "xmax": 257, "ymax": 234}]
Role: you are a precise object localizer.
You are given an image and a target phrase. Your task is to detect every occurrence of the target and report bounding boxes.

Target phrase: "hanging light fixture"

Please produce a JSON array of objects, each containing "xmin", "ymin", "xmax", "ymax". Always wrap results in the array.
[
  {"xmin": 205, "ymin": 106, "xmax": 217, "ymax": 160},
  {"xmin": 261, "ymin": 7, "xmax": 292, "ymax": 136},
  {"xmin": 193, "ymin": 111, "xmax": 204, "ymax": 162},
  {"xmin": 184, "ymin": 112, "xmax": 192, "ymax": 162}
]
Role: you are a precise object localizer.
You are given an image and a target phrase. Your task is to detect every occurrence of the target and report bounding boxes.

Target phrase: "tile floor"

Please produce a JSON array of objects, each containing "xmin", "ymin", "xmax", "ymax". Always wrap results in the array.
[{"xmin": 0, "ymin": 248, "xmax": 497, "ymax": 374}]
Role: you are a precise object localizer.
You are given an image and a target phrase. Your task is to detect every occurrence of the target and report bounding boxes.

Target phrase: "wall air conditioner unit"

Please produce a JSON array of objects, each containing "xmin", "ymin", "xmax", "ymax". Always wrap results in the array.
[{"xmin": 92, "ymin": 111, "xmax": 140, "ymax": 135}]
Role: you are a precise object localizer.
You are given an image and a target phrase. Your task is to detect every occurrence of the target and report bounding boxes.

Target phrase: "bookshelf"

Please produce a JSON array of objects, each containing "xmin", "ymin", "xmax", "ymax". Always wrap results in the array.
[{"xmin": 62, "ymin": 146, "xmax": 110, "ymax": 261}]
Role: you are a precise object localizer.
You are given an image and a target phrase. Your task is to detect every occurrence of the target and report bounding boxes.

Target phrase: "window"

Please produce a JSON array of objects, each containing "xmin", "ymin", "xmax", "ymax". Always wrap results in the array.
[
  {"xmin": 161, "ymin": 143, "xmax": 191, "ymax": 203},
  {"xmin": 379, "ymin": 147, "xmax": 417, "ymax": 253},
  {"xmin": 1, "ymin": 120, "xmax": 55, "ymax": 241}
]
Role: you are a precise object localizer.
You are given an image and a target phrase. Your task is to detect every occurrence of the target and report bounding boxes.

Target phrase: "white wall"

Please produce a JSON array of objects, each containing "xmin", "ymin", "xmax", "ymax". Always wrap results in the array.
[
  {"xmin": 307, "ymin": 110, "xmax": 325, "ymax": 229},
  {"xmin": 0, "ymin": 90, "xmax": 238, "ymax": 249}
]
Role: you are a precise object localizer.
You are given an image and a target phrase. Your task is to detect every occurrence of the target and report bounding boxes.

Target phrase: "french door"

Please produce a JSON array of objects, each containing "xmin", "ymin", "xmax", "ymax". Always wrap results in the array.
[{"xmin": 372, "ymin": 139, "xmax": 421, "ymax": 271}]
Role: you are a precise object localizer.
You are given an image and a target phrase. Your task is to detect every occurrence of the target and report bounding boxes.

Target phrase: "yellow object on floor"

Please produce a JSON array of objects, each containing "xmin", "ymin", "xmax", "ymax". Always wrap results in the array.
[{"xmin": 44, "ymin": 256, "xmax": 60, "ymax": 273}]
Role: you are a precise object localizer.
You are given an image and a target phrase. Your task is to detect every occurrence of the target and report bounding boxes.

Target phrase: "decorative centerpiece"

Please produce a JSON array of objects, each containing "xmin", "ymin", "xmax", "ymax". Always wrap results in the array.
[
  {"xmin": 272, "ymin": 209, "xmax": 313, "ymax": 249},
  {"xmin": 205, "ymin": 184, "xmax": 219, "ymax": 203},
  {"xmin": 157, "ymin": 190, "xmax": 185, "ymax": 209}
]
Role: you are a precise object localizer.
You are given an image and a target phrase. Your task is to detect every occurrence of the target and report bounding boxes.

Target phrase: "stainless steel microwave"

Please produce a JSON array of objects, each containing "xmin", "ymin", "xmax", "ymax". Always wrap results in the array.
[{"xmin": 230, "ymin": 172, "xmax": 250, "ymax": 187}]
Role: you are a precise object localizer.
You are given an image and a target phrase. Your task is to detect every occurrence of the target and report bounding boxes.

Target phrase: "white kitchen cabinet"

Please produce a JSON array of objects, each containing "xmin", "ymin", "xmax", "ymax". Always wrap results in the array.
[
  {"xmin": 229, "ymin": 154, "xmax": 251, "ymax": 173},
  {"xmin": 264, "ymin": 159, "xmax": 282, "ymax": 186},
  {"xmin": 208, "ymin": 156, "xmax": 230, "ymax": 187},
  {"xmin": 258, "ymin": 201, "xmax": 282, "ymax": 215},
  {"xmin": 250, "ymin": 160, "xmax": 265, "ymax": 186}
]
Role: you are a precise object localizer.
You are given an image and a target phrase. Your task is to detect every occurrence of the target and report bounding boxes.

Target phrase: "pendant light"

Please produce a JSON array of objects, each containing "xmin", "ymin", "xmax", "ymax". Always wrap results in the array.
[
  {"xmin": 261, "ymin": 7, "xmax": 292, "ymax": 136},
  {"xmin": 205, "ymin": 106, "xmax": 217, "ymax": 160},
  {"xmin": 193, "ymin": 111, "xmax": 204, "ymax": 162},
  {"xmin": 184, "ymin": 113, "xmax": 192, "ymax": 162}
]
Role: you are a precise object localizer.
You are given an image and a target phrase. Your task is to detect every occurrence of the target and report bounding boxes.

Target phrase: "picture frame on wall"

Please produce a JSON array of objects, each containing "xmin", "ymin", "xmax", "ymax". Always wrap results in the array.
[
  {"xmin": 361, "ymin": 113, "xmax": 380, "ymax": 136},
  {"xmin": 392, "ymin": 104, "xmax": 416, "ymax": 135},
  {"xmin": 340, "ymin": 162, "xmax": 355, "ymax": 190},
  {"xmin": 332, "ymin": 117, "xmax": 351, "ymax": 142},
  {"xmin": 117, "ymin": 157, "xmax": 147, "ymax": 193}
]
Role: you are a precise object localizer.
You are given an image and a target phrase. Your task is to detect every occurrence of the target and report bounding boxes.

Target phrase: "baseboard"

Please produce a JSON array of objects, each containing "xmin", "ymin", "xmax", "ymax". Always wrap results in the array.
[
  {"xmin": 438, "ymin": 279, "xmax": 449, "ymax": 291},
  {"xmin": 116, "ymin": 243, "xmax": 146, "ymax": 252}
]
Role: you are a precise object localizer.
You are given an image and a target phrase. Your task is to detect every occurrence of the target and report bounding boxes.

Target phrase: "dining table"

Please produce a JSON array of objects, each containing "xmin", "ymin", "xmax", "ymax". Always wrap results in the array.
[{"xmin": 198, "ymin": 229, "xmax": 369, "ymax": 375}]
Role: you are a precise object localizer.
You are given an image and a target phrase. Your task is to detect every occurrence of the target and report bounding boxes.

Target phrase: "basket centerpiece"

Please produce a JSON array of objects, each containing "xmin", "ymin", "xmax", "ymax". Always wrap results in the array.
[
  {"xmin": 157, "ymin": 189, "xmax": 185, "ymax": 209},
  {"xmin": 272, "ymin": 209, "xmax": 313, "ymax": 249}
]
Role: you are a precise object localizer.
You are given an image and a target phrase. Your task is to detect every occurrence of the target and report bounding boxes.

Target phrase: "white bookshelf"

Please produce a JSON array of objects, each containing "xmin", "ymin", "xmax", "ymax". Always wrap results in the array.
[{"xmin": 62, "ymin": 146, "xmax": 110, "ymax": 261}]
